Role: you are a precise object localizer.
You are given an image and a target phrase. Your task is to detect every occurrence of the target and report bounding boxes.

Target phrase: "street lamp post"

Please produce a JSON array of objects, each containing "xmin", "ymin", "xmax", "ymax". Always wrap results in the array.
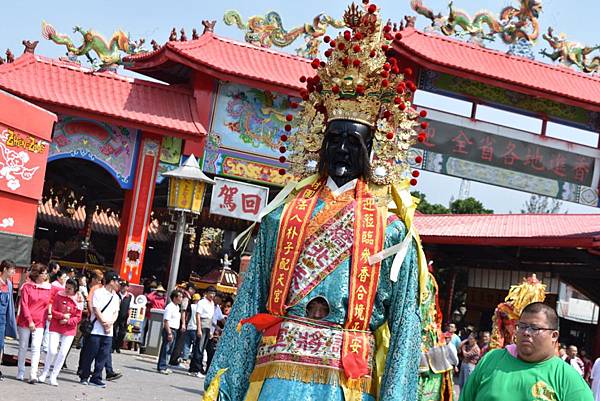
[{"xmin": 163, "ymin": 154, "xmax": 214, "ymax": 295}]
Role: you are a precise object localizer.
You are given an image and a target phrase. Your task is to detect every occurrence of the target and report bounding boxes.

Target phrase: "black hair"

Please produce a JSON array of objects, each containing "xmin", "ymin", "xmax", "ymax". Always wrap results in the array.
[
  {"xmin": 170, "ymin": 289, "xmax": 182, "ymax": 301},
  {"xmin": 103, "ymin": 271, "xmax": 119, "ymax": 284},
  {"xmin": 48, "ymin": 260, "xmax": 60, "ymax": 272},
  {"xmin": 0, "ymin": 259, "xmax": 16, "ymax": 273},
  {"xmin": 65, "ymin": 278, "xmax": 78, "ymax": 291},
  {"xmin": 521, "ymin": 302, "xmax": 559, "ymax": 331}
]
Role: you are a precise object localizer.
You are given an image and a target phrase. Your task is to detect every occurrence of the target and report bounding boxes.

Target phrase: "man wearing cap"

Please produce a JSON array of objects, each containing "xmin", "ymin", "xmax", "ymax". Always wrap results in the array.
[
  {"xmin": 189, "ymin": 286, "xmax": 216, "ymax": 377},
  {"xmin": 79, "ymin": 271, "xmax": 120, "ymax": 388},
  {"xmin": 113, "ymin": 279, "xmax": 132, "ymax": 353}
]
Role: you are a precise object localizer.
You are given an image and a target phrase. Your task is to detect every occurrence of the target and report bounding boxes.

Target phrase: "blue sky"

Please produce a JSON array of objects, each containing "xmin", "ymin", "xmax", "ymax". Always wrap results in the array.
[{"xmin": 2, "ymin": 0, "xmax": 599, "ymax": 213}]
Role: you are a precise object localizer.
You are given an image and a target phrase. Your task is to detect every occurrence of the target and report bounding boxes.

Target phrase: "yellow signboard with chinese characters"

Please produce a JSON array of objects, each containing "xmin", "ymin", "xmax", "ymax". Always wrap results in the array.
[{"xmin": 168, "ymin": 178, "xmax": 207, "ymax": 214}]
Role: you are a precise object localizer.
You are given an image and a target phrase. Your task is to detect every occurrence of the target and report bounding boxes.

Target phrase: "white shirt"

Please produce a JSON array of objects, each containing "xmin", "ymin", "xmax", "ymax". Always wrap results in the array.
[
  {"xmin": 591, "ymin": 358, "xmax": 600, "ymax": 401},
  {"xmin": 196, "ymin": 298, "xmax": 215, "ymax": 320},
  {"xmin": 446, "ymin": 342, "xmax": 459, "ymax": 367},
  {"xmin": 326, "ymin": 177, "xmax": 357, "ymax": 197},
  {"xmin": 163, "ymin": 302, "xmax": 181, "ymax": 330},
  {"xmin": 91, "ymin": 287, "xmax": 119, "ymax": 336},
  {"xmin": 562, "ymin": 355, "xmax": 585, "ymax": 376},
  {"xmin": 187, "ymin": 303, "xmax": 198, "ymax": 331},
  {"xmin": 211, "ymin": 305, "xmax": 224, "ymax": 335}
]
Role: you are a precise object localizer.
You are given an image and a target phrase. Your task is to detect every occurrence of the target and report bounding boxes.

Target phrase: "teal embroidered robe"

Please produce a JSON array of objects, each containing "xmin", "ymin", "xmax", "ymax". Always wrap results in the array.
[{"xmin": 205, "ymin": 196, "xmax": 421, "ymax": 401}]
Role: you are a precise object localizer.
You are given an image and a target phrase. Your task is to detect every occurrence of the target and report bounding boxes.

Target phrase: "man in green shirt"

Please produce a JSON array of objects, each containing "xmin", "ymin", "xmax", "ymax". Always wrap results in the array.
[{"xmin": 459, "ymin": 302, "xmax": 593, "ymax": 401}]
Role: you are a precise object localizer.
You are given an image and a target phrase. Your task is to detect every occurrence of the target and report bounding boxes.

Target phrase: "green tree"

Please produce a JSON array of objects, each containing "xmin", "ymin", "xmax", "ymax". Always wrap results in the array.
[
  {"xmin": 411, "ymin": 191, "xmax": 450, "ymax": 214},
  {"xmin": 449, "ymin": 197, "xmax": 493, "ymax": 214},
  {"xmin": 520, "ymin": 194, "xmax": 563, "ymax": 214}
]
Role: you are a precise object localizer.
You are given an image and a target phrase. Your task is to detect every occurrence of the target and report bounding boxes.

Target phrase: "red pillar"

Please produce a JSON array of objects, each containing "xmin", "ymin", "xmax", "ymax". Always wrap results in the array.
[
  {"xmin": 113, "ymin": 133, "xmax": 161, "ymax": 284},
  {"xmin": 182, "ymin": 74, "xmax": 214, "ymax": 157}
]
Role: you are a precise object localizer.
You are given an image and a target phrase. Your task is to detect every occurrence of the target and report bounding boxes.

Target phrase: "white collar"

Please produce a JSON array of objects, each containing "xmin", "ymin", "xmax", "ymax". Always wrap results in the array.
[{"xmin": 326, "ymin": 177, "xmax": 357, "ymax": 197}]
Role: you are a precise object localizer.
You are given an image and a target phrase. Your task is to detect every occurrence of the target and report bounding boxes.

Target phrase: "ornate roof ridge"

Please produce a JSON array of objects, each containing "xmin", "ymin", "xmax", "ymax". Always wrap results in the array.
[{"xmin": 399, "ymin": 27, "xmax": 600, "ymax": 83}]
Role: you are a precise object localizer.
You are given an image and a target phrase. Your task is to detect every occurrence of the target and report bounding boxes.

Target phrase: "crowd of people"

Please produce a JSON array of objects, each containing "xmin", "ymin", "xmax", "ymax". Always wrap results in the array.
[
  {"xmin": 1, "ymin": 258, "xmax": 600, "ymax": 400},
  {"xmin": 154, "ymin": 283, "xmax": 232, "ymax": 378},
  {"xmin": 0, "ymin": 260, "xmax": 128, "ymax": 387},
  {"xmin": 0, "ymin": 259, "xmax": 235, "ymax": 390}
]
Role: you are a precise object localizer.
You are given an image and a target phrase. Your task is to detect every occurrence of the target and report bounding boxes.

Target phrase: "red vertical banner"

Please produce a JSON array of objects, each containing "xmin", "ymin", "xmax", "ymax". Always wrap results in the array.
[
  {"xmin": 114, "ymin": 133, "xmax": 161, "ymax": 284},
  {"xmin": 342, "ymin": 181, "xmax": 385, "ymax": 379}
]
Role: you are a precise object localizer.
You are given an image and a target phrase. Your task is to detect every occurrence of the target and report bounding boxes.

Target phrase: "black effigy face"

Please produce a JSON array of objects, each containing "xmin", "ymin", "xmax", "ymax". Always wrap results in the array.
[{"xmin": 319, "ymin": 119, "xmax": 373, "ymax": 188}]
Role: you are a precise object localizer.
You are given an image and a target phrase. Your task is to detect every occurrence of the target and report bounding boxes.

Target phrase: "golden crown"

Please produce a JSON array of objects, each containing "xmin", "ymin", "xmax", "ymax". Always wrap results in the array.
[{"xmin": 287, "ymin": 1, "xmax": 427, "ymax": 185}]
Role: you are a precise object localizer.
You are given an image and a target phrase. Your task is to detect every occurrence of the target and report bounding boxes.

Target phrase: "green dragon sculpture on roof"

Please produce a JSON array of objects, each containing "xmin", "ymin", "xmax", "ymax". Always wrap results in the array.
[
  {"xmin": 42, "ymin": 21, "xmax": 145, "ymax": 68},
  {"xmin": 410, "ymin": 0, "xmax": 542, "ymax": 46},
  {"xmin": 223, "ymin": 10, "xmax": 345, "ymax": 59},
  {"xmin": 541, "ymin": 27, "xmax": 600, "ymax": 73}
]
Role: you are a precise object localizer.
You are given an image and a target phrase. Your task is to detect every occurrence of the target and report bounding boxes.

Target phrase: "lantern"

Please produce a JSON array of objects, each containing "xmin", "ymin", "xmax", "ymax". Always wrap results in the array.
[
  {"xmin": 163, "ymin": 154, "xmax": 214, "ymax": 294},
  {"xmin": 163, "ymin": 154, "xmax": 214, "ymax": 214}
]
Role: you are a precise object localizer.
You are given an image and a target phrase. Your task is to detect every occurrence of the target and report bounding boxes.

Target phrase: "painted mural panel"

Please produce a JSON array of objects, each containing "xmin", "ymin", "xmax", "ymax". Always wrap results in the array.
[
  {"xmin": 203, "ymin": 146, "xmax": 293, "ymax": 186},
  {"xmin": 205, "ymin": 82, "xmax": 299, "ymax": 186},
  {"xmin": 49, "ymin": 116, "xmax": 139, "ymax": 189},
  {"xmin": 160, "ymin": 136, "xmax": 182, "ymax": 165},
  {"xmin": 157, "ymin": 136, "xmax": 183, "ymax": 184}
]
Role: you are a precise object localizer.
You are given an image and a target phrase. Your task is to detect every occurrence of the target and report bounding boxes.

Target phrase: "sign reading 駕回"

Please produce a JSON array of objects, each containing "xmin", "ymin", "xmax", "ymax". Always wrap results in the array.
[
  {"xmin": 209, "ymin": 177, "xmax": 269, "ymax": 222},
  {"xmin": 410, "ymin": 109, "xmax": 600, "ymax": 207}
]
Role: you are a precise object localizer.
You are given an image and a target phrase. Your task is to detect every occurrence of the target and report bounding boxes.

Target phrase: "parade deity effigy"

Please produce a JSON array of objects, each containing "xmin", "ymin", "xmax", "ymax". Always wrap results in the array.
[
  {"xmin": 204, "ymin": 2, "xmax": 430, "ymax": 400},
  {"xmin": 489, "ymin": 274, "xmax": 546, "ymax": 350}
]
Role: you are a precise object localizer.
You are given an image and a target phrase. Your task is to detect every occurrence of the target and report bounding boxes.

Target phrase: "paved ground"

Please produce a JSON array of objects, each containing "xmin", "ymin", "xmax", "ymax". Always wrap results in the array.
[{"xmin": 0, "ymin": 339, "xmax": 206, "ymax": 401}]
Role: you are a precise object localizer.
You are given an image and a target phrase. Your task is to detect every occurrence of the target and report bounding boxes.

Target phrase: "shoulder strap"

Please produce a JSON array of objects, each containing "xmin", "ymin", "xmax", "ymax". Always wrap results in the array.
[{"xmin": 91, "ymin": 294, "xmax": 114, "ymax": 324}]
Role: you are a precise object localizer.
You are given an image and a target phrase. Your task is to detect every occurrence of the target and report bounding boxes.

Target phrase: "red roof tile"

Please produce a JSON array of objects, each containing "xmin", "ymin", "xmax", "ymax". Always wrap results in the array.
[
  {"xmin": 37, "ymin": 201, "xmax": 216, "ymax": 256},
  {"xmin": 37, "ymin": 200, "xmax": 167, "ymax": 242},
  {"xmin": 131, "ymin": 29, "xmax": 600, "ymax": 110},
  {"xmin": 126, "ymin": 33, "xmax": 313, "ymax": 94},
  {"xmin": 414, "ymin": 213, "xmax": 600, "ymax": 248},
  {"xmin": 394, "ymin": 28, "xmax": 600, "ymax": 111},
  {"xmin": 0, "ymin": 54, "xmax": 205, "ymax": 137}
]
